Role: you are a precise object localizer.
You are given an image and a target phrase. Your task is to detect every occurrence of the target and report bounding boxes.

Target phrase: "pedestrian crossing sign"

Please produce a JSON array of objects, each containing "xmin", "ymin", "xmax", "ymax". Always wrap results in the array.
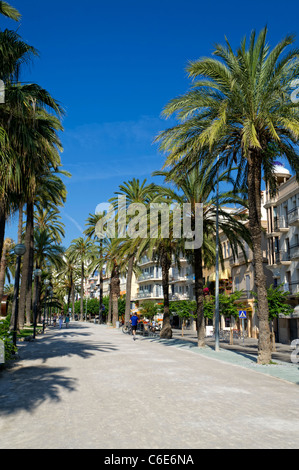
[{"xmin": 239, "ymin": 310, "xmax": 247, "ymax": 319}]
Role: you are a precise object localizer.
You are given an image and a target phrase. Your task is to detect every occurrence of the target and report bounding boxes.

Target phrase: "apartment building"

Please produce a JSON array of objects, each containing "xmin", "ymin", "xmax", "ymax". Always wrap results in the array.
[
  {"xmin": 203, "ymin": 198, "xmax": 273, "ymax": 338},
  {"xmin": 134, "ymin": 255, "xmax": 195, "ymax": 304},
  {"xmin": 265, "ymin": 164, "xmax": 299, "ymax": 343}
]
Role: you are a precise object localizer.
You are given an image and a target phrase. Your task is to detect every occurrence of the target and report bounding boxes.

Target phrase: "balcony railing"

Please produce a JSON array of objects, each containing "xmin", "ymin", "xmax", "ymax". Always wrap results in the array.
[
  {"xmin": 273, "ymin": 250, "xmax": 291, "ymax": 264},
  {"xmin": 289, "ymin": 244, "xmax": 299, "ymax": 260},
  {"xmin": 288, "ymin": 207, "xmax": 299, "ymax": 225},
  {"xmin": 273, "ymin": 217, "xmax": 289, "ymax": 231}
]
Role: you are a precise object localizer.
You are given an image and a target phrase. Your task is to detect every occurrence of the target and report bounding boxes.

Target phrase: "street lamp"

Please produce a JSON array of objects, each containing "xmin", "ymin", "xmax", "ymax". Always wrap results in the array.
[
  {"xmin": 215, "ymin": 155, "xmax": 220, "ymax": 352},
  {"xmin": 33, "ymin": 268, "xmax": 42, "ymax": 339},
  {"xmin": 48, "ymin": 287, "xmax": 53, "ymax": 325},
  {"xmin": 43, "ymin": 279, "xmax": 50, "ymax": 333},
  {"xmin": 12, "ymin": 244, "xmax": 26, "ymax": 348}
]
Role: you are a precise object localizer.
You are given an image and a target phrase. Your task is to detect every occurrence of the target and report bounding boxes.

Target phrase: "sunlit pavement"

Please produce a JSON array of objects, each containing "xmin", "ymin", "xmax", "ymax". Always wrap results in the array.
[{"xmin": 0, "ymin": 322, "xmax": 299, "ymax": 449}]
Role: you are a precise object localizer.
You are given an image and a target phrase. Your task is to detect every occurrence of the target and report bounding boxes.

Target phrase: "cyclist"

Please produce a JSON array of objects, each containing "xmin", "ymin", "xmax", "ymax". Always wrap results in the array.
[{"xmin": 130, "ymin": 313, "xmax": 139, "ymax": 341}]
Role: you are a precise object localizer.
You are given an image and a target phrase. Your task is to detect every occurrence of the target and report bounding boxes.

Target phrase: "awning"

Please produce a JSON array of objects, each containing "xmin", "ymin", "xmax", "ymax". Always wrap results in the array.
[{"xmin": 208, "ymin": 269, "xmax": 231, "ymax": 282}]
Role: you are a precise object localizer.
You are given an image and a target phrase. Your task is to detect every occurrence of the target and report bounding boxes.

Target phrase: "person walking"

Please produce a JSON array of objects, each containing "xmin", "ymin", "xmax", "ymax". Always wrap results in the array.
[
  {"xmin": 130, "ymin": 313, "xmax": 139, "ymax": 341},
  {"xmin": 65, "ymin": 314, "xmax": 70, "ymax": 328},
  {"xmin": 59, "ymin": 314, "xmax": 64, "ymax": 329}
]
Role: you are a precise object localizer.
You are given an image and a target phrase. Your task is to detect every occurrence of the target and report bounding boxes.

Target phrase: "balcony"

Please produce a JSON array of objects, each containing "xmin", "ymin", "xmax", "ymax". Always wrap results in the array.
[
  {"xmin": 290, "ymin": 244, "xmax": 299, "ymax": 261},
  {"xmin": 289, "ymin": 281, "xmax": 299, "ymax": 296},
  {"xmin": 231, "ymin": 290, "xmax": 254, "ymax": 300},
  {"xmin": 272, "ymin": 250, "xmax": 291, "ymax": 265},
  {"xmin": 138, "ymin": 273, "xmax": 160, "ymax": 282},
  {"xmin": 170, "ymin": 274, "xmax": 195, "ymax": 283},
  {"xmin": 288, "ymin": 207, "xmax": 299, "ymax": 226},
  {"xmin": 136, "ymin": 291, "xmax": 163, "ymax": 299}
]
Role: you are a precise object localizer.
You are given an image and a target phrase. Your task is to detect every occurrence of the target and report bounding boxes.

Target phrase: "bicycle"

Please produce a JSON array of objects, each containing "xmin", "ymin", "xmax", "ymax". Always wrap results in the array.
[{"xmin": 122, "ymin": 323, "xmax": 132, "ymax": 335}]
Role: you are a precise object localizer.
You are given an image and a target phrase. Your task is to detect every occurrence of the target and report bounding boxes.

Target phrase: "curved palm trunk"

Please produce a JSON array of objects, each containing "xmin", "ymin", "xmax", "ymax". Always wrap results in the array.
[
  {"xmin": 248, "ymin": 153, "xmax": 271, "ymax": 364},
  {"xmin": 194, "ymin": 247, "xmax": 205, "ymax": 347},
  {"xmin": 125, "ymin": 255, "xmax": 134, "ymax": 324},
  {"xmin": 160, "ymin": 251, "xmax": 172, "ymax": 339}
]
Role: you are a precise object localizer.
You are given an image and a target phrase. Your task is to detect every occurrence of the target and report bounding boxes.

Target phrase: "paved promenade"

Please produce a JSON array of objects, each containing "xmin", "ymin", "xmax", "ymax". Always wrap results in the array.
[{"xmin": 0, "ymin": 322, "xmax": 299, "ymax": 449}]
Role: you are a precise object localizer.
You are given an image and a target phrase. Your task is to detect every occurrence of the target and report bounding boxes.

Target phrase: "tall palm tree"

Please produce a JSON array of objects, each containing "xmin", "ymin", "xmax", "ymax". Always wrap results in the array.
[
  {"xmin": 0, "ymin": 236, "xmax": 13, "ymax": 302},
  {"xmin": 109, "ymin": 178, "xmax": 156, "ymax": 324},
  {"xmin": 155, "ymin": 28, "xmax": 299, "ymax": 363},
  {"xmin": 154, "ymin": 162, "xmax": 251, "ymax": 346},
  {"xmin": 31, "ymin": 228, "xmax": 64, "ymax": 326},
  {"xmin": 34, "ymin": 206, "xmax": 65, "ymax": 244},
  {"xmin": 84, "ymin": 212, "xmax": 106, "ymax": 322},
  {"xmin": 68, "ymin": 237, "xmax": 97, "ymax": 321}
]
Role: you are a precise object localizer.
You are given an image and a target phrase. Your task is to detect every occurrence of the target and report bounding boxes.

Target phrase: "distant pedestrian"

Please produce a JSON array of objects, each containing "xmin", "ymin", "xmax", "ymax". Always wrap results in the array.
[
  {"xmin": 65, "ymin": 314, "xmax": 70, "ymax": 328},
  {"xmin": 53, "ymin": 314, "xmax": 57, "ymax": 327},
  {"xmin": 130, "ymin": 313, "xmax": 139, "ymax": 340},
  {"xmin": 59, "ymin": 314, "xmax": 64, "ymax": 329}
]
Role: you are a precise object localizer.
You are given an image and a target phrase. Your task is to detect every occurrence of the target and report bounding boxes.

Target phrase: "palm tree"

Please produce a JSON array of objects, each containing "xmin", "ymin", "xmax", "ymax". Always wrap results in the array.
[
  {"xmin": 0, "ymin": 236, "xmax": 13, "ymax": 302},
  {"xmin": 154, "ymin": 162, "xmax": 251, "ymax": 346},
  {"xmin": 84, "ymin": 212, "xmax": 106, "ymax": 322},
  {"xmin": 56, "ymin": 249, "xmax": 79, "ymax": 316},
  {"xmin": 68, "ymin": 237, "xmax": 97, "ymax": 321},
  {"xmin": 31, "ymin": 228, "xmax": 64, "ymax": 326},
  {"xmin": 155, "ymin": 28, "xmax": 299, "ymax": 363},
  {"xmin": 109, "ymin": 178, "xmax": 156, "ymax": 324},
  {"xmin": 34, "ymin": 206, "xmax": 65, "ymax": 244},
  {"xmin": 0, "ymin": 1, "xmax": 20, "ymax": 21}
]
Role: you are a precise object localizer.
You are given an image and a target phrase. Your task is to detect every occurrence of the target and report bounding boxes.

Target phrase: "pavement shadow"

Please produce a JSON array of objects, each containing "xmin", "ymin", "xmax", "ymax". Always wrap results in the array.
[{"xmin": 0, "ymin": 365, "xmax": 77, "ymax": 416}]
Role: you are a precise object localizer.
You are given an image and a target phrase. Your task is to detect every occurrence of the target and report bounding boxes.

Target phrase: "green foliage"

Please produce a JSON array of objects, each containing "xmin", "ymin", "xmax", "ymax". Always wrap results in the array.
[
  {"xmin": 139, "ymin": 301, "xmax": 159, "ymax": 319},
  {"xmin": 203, "ymin": 291, "xmax": 245, "ymax": 319},
  {"xmin": 66, "ymin": 295, "xmax": 125, "ymax": 319},
  {"xmin": 0, "ymin": 315, "xmax": 16, "ymax": 361},
  {"xmin": 169, "ymin": 300, "xmax": 196, "ymax": 320},
  {"xmin": 219, "ymin": 291, "xmax": 245, "ymax": 318},
  {"xmin": 264, "ymin": 285, "xmax": 293, "ymax": 321},
  {"xmin": 203, "ymin": 296, "xmax": 215, "ymax": 319}
]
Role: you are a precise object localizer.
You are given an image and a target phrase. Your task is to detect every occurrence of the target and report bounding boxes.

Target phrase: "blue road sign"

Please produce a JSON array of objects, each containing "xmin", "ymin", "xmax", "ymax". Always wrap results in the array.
[{"xmin": 239, "ymin": 310, "xmax": 247, "ymax": 319}]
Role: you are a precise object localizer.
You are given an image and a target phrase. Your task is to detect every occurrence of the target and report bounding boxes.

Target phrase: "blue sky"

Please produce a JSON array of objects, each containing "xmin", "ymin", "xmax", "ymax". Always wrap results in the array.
[{"xmin": 3, "ymin": 0, "xmax": 299, "ymax": 246}]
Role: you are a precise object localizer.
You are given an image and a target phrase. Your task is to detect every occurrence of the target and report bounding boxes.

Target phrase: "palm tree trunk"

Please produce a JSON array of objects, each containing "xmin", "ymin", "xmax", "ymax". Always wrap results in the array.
[
  {"xmin": 80, "ymin": 261, "xmax": 84, "ymax": 321},
  {"xmin": 108, "ymin": 279, "xmax": 112, "ymax": 324},
  {"xmin": 194, "ymin": 247, "xmax": 205, "ymax": 347},
  {"xmin": 0, "ymin": 200, "xmax": 6, "ymax": 261},
  {"xmin": 248, "ymin": 152, "xmax": 271, "ymax": 364},
  {"xmin": 125, "ymin": 255, "xmax": 134, "ymax": 324},
  {"xmin": 19, "ymin": 201, "xmax": 34, "ymax": 329},
  {"xmin": 160, "ymin": 251, "xmax": 172, "ymax": 339},
  {"xmin": 17, "ymin": 203, "xmax": 23, "ymax": 244},
  {"xmin": 0, "ymin": 240, "xmax": 9, "ymax": 303},
  {"xmin": 111, "ymin": 264, "xmax": 120, "ymax": 327},
  {"xmin": 99, "ymin": 268, "xmax": 103, "ymax": 323},
  {"xmin": 25, "ymin": 203, "xmax": 34, "ymax": 326}
]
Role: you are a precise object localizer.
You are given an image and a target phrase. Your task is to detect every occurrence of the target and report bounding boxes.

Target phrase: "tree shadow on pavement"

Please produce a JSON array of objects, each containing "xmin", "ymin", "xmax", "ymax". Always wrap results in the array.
[{"xmin": 0, "ymin": 365, "xmax": 77, "ymax": 416}]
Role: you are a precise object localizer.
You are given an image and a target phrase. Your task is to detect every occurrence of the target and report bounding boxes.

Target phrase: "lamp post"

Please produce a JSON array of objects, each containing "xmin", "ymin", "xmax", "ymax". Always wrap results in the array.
[
  {"xmin": 43, "ymin": 279, "xmax": 50, "ymax": 333},
  {"xmin": 33, "ymin": 268, "xmax": 42, "ymax": 339},
  {"xmin": 12, "ymin": 244, "xmax": 26, "ymax": 348},
  {"xmin": 215, "ymin": 155, "xmax": 220, "ymax": 352},
  {"xmin": 48, "ymin": 287, "xmax": 53, "ymax": 325}
]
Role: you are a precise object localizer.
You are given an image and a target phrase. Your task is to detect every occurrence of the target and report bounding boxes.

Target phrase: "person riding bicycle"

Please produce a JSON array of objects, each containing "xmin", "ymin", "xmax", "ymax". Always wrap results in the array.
[{"xmin": 130, "ymin": 313, "xmax": 139, "ymax": 340}]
